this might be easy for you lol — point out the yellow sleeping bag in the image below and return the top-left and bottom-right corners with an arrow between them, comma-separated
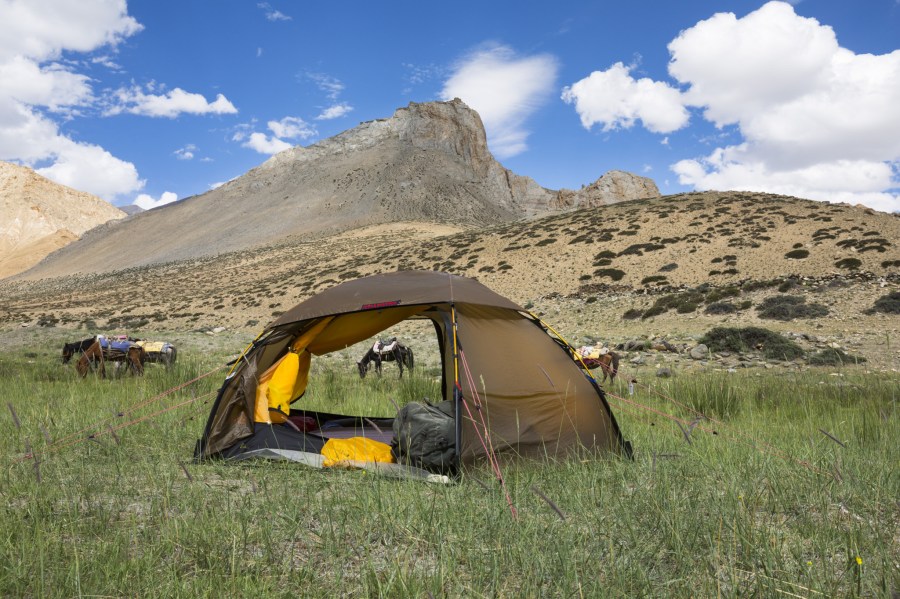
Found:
267,351 -> 299,422
321,437 -> 395,467
253,350 -> 311,424
254,318 -> 332,424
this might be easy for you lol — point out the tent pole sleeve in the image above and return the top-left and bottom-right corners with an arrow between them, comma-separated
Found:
526,311 -> 596,380
225,330 -> 265,378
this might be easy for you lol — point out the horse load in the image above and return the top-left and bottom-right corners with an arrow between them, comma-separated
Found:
62,335 -> 177,378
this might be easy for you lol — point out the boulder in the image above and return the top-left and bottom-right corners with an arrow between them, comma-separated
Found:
689,344 -> 709,360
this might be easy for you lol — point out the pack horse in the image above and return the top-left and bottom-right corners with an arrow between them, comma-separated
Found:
74,337 -> 146,378
357,338 -> 415,378
576,346 -> 620,383
63,335 -> 177,377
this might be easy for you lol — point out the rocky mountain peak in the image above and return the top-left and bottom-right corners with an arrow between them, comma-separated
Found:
0,161 -> 125,278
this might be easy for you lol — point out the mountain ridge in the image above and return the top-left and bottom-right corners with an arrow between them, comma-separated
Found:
15,99 -> 658,280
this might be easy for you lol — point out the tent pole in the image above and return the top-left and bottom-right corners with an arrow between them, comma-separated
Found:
450,304 -> 462,471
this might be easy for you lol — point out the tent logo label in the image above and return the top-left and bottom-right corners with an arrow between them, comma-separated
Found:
361,300 -> 401,310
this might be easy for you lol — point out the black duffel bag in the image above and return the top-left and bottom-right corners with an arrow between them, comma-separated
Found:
391,400 -> 456,474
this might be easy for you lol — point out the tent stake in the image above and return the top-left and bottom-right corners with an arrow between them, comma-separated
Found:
531,485 -> 566,521
8,402 -> 21,429
179,461 -> 194,482
25,439 -> 41,483
819,428 -> 846,448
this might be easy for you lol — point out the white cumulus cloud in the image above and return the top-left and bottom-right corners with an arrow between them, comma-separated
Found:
668,2 -> 840,128
239,132 -> 292,154
37,139 -> 144,199
0,0 -> 142,62
258,2 -> 291,22
267,116 -> 316,140
236,116 -> 316,155
0,0 -> 145,200
561,62 -> 689,133
0,56 -> 94,111
564,1 -> 900,211
440,44 -> 558,158
133,191 -> 178,211
668,1 -> 900,211
174,145 -> 196,160
106,85 -> 238,118
315,103 -> 353,121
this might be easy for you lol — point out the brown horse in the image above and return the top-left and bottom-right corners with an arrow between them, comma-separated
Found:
62,337 -> 97,363
582,352 -> 620,383
75,340 -> 145,378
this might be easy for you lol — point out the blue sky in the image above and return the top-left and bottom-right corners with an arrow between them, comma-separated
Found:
2,0 -> 898,212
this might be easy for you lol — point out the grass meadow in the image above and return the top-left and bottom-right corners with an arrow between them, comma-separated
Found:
0,334 -> 897,597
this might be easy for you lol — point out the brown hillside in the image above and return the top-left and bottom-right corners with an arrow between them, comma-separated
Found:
2,191 -> 897,369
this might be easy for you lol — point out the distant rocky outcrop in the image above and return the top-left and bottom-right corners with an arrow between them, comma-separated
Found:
554,170 -> 659,209
0,162 -> 125,279
20,99 -> 658,278
119,205 -> 144,217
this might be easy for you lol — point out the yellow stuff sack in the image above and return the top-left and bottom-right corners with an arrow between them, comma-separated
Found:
267,351 -> 300,423
321,437 -> 395,468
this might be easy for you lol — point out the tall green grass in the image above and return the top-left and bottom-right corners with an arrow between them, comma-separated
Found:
1,339 -> 897,597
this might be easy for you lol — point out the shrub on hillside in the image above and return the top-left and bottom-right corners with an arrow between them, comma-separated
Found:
704,301 -> 737,315
641,275 -> 668,285
37,314 -> 59,327
778,280 -> 797,292
757,295 -> 829,321
785,249 -> 810,259
699,326 -> 805,360
741,278 -> 783,292
807,348 -> 867,366
622,308 -> 643,320
866,290 -> 900,315
705,287 -> 740,303
835,257 -> 862,270
640,292 -> 706,318
594,268 -> 626,281
642,305 -> 668,319
676,302 -> 698,314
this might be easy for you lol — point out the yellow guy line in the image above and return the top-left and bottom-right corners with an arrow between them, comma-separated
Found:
526,311 -> 597,381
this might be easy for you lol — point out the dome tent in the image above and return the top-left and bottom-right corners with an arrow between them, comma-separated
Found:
194,270 -> 629,468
